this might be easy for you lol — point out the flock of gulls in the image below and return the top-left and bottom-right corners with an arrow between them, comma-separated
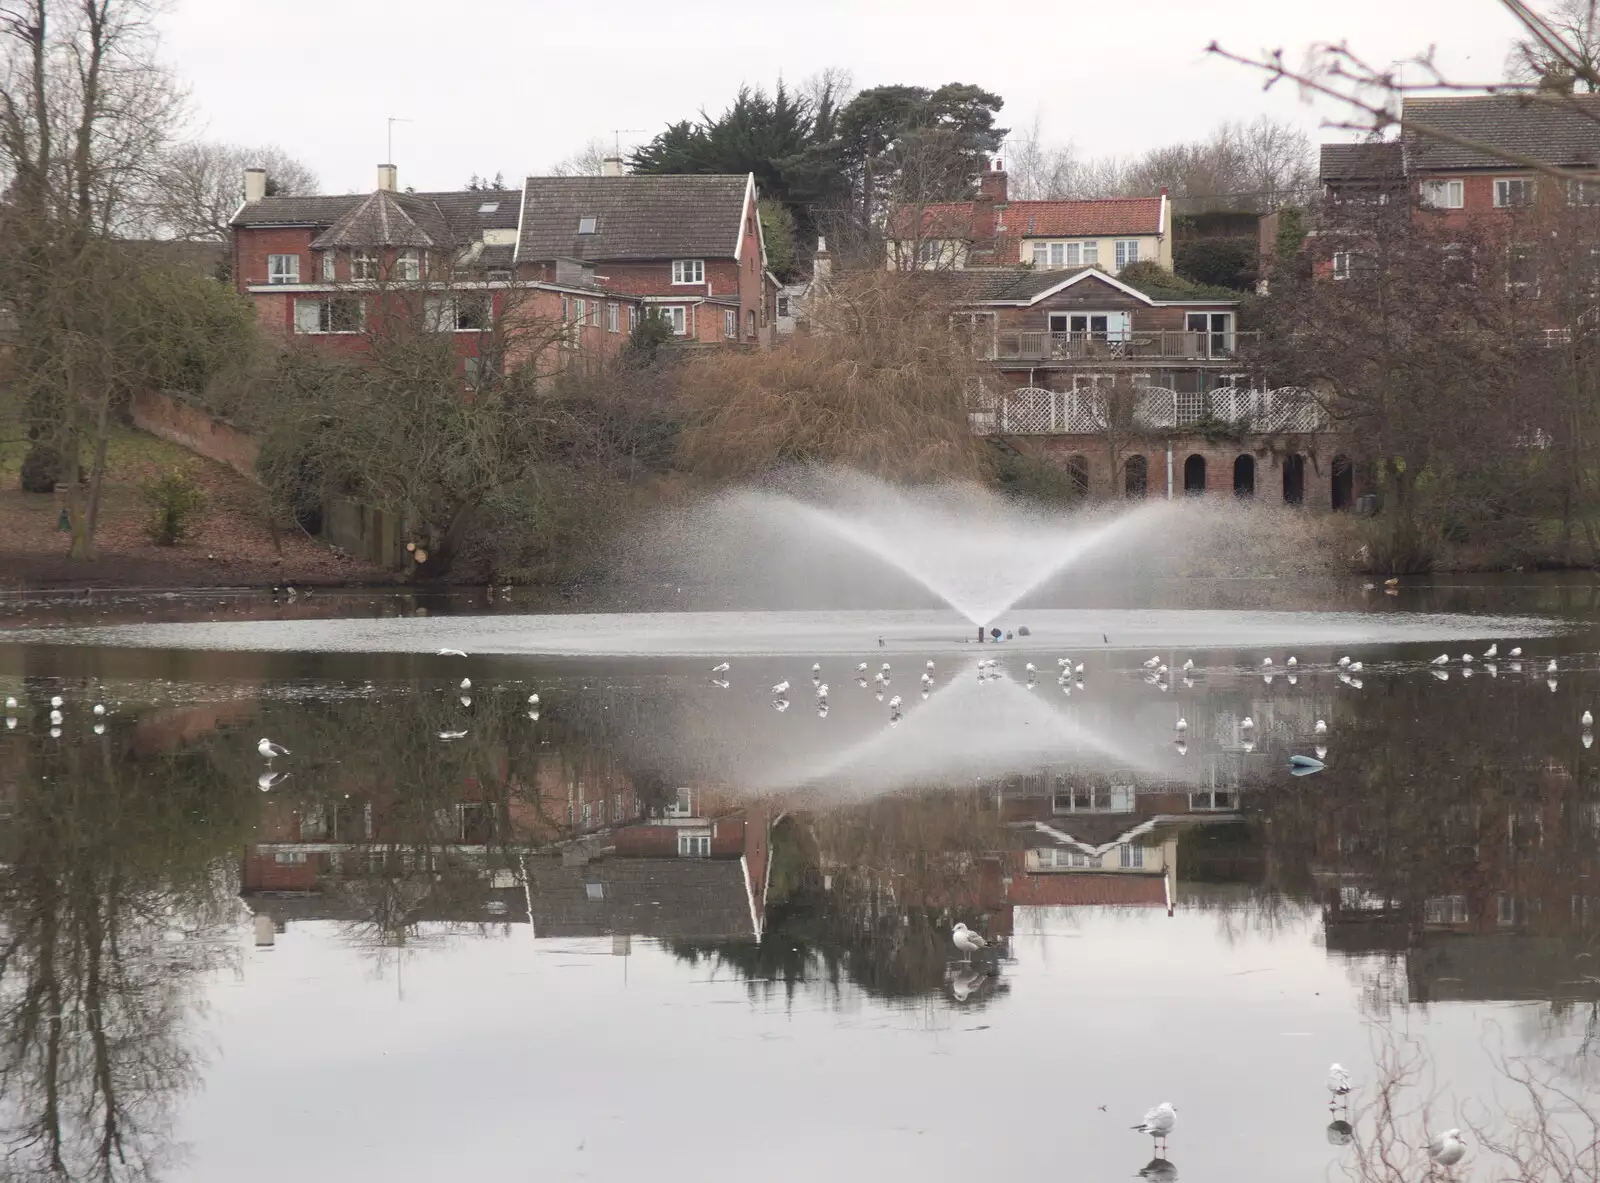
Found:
954,923 -> 1467,1169
3,693 -> 108,739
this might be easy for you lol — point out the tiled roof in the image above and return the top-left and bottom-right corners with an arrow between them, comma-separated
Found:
920,265 -> 1235,308
516,174 -> 750,262
231,194 -> 361,228
891,196 -> 1163,241
1402,94 -> 1600,170
232,188 -> 521,234
311,190 -> 450,249
1319,142 -> 1405,182
524,855 -> 755,940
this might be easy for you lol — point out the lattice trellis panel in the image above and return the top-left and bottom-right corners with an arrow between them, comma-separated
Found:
999,388 -> 1058,434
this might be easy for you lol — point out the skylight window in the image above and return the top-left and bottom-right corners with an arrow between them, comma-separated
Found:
478,202 -> 499,213
578,216 -> 598,234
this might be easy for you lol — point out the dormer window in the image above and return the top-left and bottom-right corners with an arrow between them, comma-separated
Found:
478,201 -> 500,213
578,216 -> 598,234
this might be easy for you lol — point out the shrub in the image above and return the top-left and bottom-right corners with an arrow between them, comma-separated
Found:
141,468 -> 208,545
19,444 -> 61,493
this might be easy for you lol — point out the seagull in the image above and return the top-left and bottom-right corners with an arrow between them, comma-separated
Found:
460,695 -> 472,707
459,677 -> 472,690
1484,643 -> 1498,658
49,710 -> 62,725
857,663 -> 868,673
881,662 -> 891,672
711,662 -> 730,673
812,663 -> 822,677
258,738 -> 290,760
888,695 -> 902,709
1510,647 -> 1523,658
1241,716 -> 1255,730
92,703 -> 105,716
1182,658 -> 1194,671
1432,654 -> 1449,666
1314,719 -> 1328,734
438,729 -> 468,740
921,672 -> 933,684
1074,663 -> 1084,674
1550,678 -> 1561,693
1461,653 -> 1473,663
816,683 -> 828,698
49,696 -> 62,708
1025,662 -> 1036,673
436,648 -> 468,657
1287,655 -> 1298,667
3,697 -> 14,710
1143,656 -> 1161,669
1584,711 -> 1594,728
528,693 -> 540,705
951,922 -> 988,963
1348,662 -> 1363,673
1337,656 -> 1351,667
1327,1063 -> 1352,1101
1133,1102 -> 1177,1154
1158,664 -> 1168,675
1176,718 -> 1187,733
1549,660 -> 1560,673
926,660 -> 935,671
772,680 -> 790,695
1427,1129 -> 1467,1167
1262,657 -> 1273,667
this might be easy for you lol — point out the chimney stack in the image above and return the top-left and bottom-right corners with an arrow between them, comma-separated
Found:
243,167 -> 267,204
978,159 -> 1008,205
812,235 -> 831,280
377,163 -> 398,192
600,156 -> 625,177
253,914 -> 276,949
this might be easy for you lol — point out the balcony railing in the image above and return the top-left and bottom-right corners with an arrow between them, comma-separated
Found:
967,385 -> 1327,436
990,330 -> 1258,363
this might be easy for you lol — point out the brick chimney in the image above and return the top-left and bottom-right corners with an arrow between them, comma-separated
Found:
243,167 -> 267,204
601,156 -> 625,177
979,158 -> 1008,205
377,163 -> 398,192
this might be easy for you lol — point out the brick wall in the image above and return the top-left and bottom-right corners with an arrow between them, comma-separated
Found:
130,389 -> 260,478
236,226 -> 316,289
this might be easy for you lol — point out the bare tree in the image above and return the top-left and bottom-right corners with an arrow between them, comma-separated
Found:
147,141 -> 317,240
546,137 -> 608,177
1005,113 -> 1082,200
1509,0 -> 1600,91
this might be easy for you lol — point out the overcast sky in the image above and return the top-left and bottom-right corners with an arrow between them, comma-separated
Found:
158,0 -> 1524,195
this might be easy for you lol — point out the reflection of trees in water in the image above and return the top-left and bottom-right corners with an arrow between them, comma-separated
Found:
668,809 -> 1011,1009
0,717 -> 252,1181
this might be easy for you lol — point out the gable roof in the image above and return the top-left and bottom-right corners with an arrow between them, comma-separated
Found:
891,196 -> 1165,241
1402,94 -> 1600,171
515,173 -> 752,262
1319,141 -> 1405,183
928,265 -> 1238,309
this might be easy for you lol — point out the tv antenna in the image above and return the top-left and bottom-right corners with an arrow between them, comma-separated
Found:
386,116 -> 413,163
612,128 -> 645,158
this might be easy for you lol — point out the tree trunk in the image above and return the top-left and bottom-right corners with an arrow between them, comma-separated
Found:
83,390 -> 112,547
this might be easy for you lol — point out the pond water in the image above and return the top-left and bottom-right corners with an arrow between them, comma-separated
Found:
2,575 -> 1599,1181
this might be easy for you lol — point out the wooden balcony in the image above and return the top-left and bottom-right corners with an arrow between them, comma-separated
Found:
968,385 -> 1326,436
990,330 -> 1257,364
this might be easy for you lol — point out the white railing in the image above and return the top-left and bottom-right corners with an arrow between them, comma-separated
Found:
970,385 -> 1327,436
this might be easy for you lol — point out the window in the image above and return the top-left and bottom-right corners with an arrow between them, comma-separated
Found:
561,296 -> 570,321
578,215 -> 597,234
1119,843 -> 1145,869
1495,177 -> 1535,207
747,309 -> 756,337
267,254 -> 299,284
606,302 -> 620,333
424,296 -> 489,332
1425,895 -> 1469,925
273,850 -> 308,865
950,311 -> 997,357
915,240 -> 941,267
724,308 -> 737,338
573,298 -> 586,327
293,297 -> 363,334
657,306 -> 687,335
1184,312 -> 1234,358
1039,848 -> 1093,869
319,251 -> 335,281
1032,241 -> 1093,270
395,249 -> 422,281
627,305 -> 638,333
1420,179 -> 1465,209
1114,239 -> 1140,270
671,259 -> 705,284
478,201 -> 500,213
678,830 -> 712,858
777,294 -> 791,318
1032,243 -> 1048,266
464,355 -> 484,391
1332,251 -> 1351,281
1508,242 -> 1539,291
352,251 -> 377,281
1570,178 -> 1600,205
588,300 -> 600,327
1083,241 -> 1099,265
666,788 -> 694,817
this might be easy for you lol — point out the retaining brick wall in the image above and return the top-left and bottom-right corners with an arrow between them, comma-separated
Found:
130,389 -> 260,479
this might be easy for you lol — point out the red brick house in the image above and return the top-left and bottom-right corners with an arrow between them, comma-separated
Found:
513,171 -> 775,346
230,165 -> 644,378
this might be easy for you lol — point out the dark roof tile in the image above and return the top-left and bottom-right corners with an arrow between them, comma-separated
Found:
1402,94 -> 1600,170
516,174 -> 750,262
1319,142 -> 1405,182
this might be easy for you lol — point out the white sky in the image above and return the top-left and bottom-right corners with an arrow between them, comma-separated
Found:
158,0 -> 1525,195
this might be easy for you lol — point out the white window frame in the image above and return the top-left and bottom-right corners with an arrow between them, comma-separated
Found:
319,251 -> 335,281
627,304 -> 638,333
776,294 -> 791,318
1570,178 -> 1600,206
671,259 -> 705,285
425,295 -> 489,333
293,297 -> 363,335
267,254 -> 299,285
657,305 -> 687,335
678,829 -> 712,858
1114,239 -> 1140,270
1332,251 -> 1351,281
1495,177 -> 1535,208
1032,242 -> 1048,266
1420,179 -> 1465,209
395,248 -> 422,282
351,250 -> 377,281
724,308 -> 737,338
606,302 -> 620,333
747,309 -> 756,337
1119,843 -> 1145,869
578,215 -> 598,234
666,788 -> 694,817
573,298 -> 586,327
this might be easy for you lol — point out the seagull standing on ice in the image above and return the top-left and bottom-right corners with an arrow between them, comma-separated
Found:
951,922 -> 988,963
1315,719 -> 1328,735
1549,660 -> 1560,673
459,677 -> 472,691
437,648 -> 468,657
49,696 -> 62,709
1432,654 -> 1449,666
1583,711 -> 1594,729
772,680 -> 790,695
711,662 -> 730,673
1327,1063 -> 1352,1105
258,738 -> 289,761
1484,644 -> 1498,658
1427,1129 -> 1467,1167
1510,647 -> 1522,658
1143,656 -> 1161,669
1337,656 -> 1351,667
1133,1102 -> 1177,1155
